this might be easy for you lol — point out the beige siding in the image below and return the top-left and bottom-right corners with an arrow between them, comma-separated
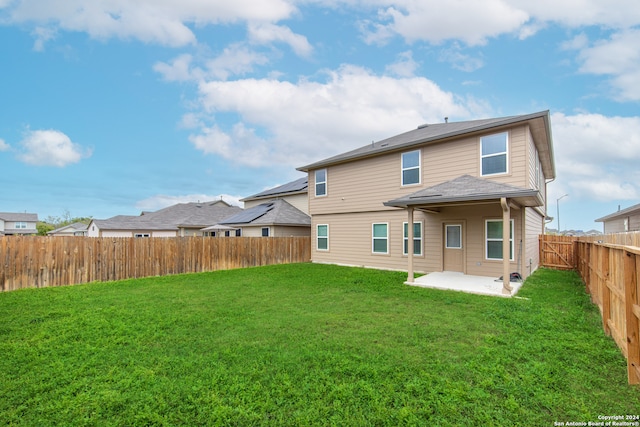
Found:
239,226 -> 309,237
273,226 -> 310,237
307,122 -> 542,278
528,129 -> 536,189
241,227 -> 269,237
524,207 -> 543,278
604,219 -> 625,233
244,193 -> 309,214
603,215 -> 640,233
311,203 -> 524,278
309,124 -> 534,216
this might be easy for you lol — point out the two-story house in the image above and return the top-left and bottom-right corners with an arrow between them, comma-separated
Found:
298,110 -> 555,294
0,212 -> 39,236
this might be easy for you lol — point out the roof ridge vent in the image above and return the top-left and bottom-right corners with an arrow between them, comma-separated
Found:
417,123 -> 429,129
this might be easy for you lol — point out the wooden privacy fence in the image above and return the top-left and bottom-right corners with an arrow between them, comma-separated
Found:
541,232 -> 640,384
0,236 -> 311,292
575,236 -> 640,385
539,234 -> 576,270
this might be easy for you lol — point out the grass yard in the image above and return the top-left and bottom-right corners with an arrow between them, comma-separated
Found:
1,264 -> 638,426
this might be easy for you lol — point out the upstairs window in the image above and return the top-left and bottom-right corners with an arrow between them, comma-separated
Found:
481,132 -> 508,176
15,222 -> 27,229
401,150 -> 421,186
315,169 -> 327,197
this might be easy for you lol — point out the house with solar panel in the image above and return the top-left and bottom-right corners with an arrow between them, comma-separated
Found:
297,111 -> 555,294
220,177 -> 311,237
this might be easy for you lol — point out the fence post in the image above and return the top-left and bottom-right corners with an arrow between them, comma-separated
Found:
624,250 -> 640,384
602,246 -> 611,335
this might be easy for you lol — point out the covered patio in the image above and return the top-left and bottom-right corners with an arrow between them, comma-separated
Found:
384,175 -> 544,296
407,271 -> 524,298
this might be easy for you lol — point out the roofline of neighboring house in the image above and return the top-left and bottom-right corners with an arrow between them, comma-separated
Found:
231,222 -> 311,228
595,202 -> 640,222
88,220 -> 179,231
297,110 -> 555,179
240,177 -> 308,202
241,190 -> 308,203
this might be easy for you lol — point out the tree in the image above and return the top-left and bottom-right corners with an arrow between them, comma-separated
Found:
36,210 -> 93,236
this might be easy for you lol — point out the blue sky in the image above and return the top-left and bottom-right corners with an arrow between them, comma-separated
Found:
1,0 -> 639,231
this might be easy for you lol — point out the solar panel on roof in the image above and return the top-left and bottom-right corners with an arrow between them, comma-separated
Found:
223,203 -> 274,224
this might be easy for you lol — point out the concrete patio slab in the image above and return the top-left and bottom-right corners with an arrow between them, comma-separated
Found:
407,271 -> 523,297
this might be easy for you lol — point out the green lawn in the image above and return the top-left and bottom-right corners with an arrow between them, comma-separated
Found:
0,264 -> 638,426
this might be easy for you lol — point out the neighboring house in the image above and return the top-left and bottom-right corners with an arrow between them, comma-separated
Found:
0,212 -> 39,236
87,200 -> 242,237
216,176 -> 310,237
595,203 -> 640,233
220,199 -> 311,237
47,222 -> 89,237
297,110 -> 555,291
241,176 -> 309,214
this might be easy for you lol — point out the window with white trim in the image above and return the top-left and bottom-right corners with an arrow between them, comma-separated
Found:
134,233 -> 150,238
261,227 -> 270,237
372,223 -> 388,254
403,222 -> 422,255
317,224 -> 329,251
315,169 -> 327,197
15,222 -> 27,229
401,150 -> 421,186
445,225 -> 462,249
485,219 -> 514,261
481,132 -> 508,176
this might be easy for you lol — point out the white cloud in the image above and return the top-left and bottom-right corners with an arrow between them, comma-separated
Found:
153,53 -> 196,82
510,0 -> 640,29
385,50 -> 419,77
361,0 -> 529,46
571,29 -> 640,101
188,65 -> 485,168
438,44 -> 484,72
247,22 -> 313,57
31,26 -> 57,51
3,0 -> 297,48
357,0 -> 640,46
154,45 -> 270,82
0,138 -> 10,151
205,44 -> 270,80
551,112 -> 640,202
18,129 -> 92,167
135,194 -> 244,211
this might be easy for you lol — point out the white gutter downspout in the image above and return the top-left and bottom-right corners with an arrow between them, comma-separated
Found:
501,197 -> 513,295
407,206 -> 414,283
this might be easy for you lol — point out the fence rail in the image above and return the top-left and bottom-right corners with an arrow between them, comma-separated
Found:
0,236 -> 311,292
541,232 -> 640,384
